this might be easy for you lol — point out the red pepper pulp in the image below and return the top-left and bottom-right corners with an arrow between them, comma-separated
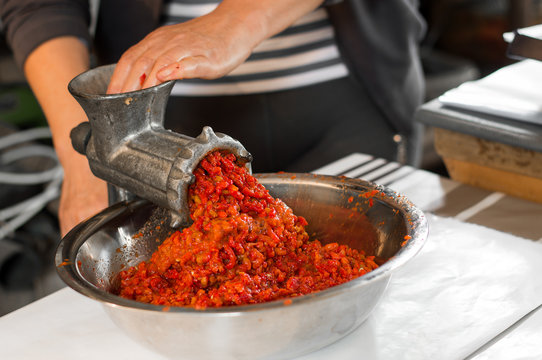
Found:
117,151 -> 378,309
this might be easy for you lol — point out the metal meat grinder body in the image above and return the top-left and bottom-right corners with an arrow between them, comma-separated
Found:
68,64 -> 252,227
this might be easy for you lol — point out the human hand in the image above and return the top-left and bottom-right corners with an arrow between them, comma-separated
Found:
58,163 -> 108,236
107,9 -> 259,94
106,0 -> 325,93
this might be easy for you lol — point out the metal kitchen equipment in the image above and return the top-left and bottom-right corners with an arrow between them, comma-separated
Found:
60,63 -> 428,360
68,64 -> 252,227
56,173 -> 428,360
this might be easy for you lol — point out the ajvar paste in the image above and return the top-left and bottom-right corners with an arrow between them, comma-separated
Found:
117,151 -> 378,308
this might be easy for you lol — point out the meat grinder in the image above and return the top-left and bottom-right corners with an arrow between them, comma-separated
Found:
68,64 -> 252,227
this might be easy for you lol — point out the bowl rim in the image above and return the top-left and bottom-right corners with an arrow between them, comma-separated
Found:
55,173 -> 428,314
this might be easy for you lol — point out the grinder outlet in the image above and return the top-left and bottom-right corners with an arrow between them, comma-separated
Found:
68,64 -> 252,227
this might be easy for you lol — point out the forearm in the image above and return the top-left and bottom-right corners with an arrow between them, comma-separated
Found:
23,36 -> 90,168
24,36 -> 108,235
214,0 -> 326,50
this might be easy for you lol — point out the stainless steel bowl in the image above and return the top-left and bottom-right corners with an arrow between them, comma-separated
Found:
56,173 -> 428,360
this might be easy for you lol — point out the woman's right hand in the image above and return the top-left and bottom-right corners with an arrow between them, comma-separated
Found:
58,158 -> 108,236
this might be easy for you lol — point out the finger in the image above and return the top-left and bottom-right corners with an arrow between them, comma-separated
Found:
119,53 -> 158,93
107,60 -> 132,94
156,55 -> 214,81
107,44 -> 149,94
142,52 -> 180,89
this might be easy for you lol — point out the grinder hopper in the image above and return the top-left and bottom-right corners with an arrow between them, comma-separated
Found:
68,64 -> 252,227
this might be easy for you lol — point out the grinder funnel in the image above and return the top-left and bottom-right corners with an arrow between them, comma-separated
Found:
68,64 -> 251,227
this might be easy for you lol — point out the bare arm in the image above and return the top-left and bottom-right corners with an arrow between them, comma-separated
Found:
108,0 -> 325,93
24,36 -> 108,236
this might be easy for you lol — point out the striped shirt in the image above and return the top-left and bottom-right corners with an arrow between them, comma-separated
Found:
161,0 -> 349,96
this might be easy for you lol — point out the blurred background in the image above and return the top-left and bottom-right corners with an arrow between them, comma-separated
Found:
0,0 -> 541,316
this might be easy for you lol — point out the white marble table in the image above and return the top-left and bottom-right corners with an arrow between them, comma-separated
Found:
1,153 -> 541,359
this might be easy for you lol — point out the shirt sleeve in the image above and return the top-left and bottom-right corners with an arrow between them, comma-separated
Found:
0,0 -> 91,68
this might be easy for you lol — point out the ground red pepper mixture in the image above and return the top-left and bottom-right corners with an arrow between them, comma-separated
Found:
117,151 -> 379,309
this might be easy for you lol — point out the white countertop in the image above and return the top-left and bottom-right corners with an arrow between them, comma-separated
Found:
1,153 -> 542,359
1,215 -> 541,360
